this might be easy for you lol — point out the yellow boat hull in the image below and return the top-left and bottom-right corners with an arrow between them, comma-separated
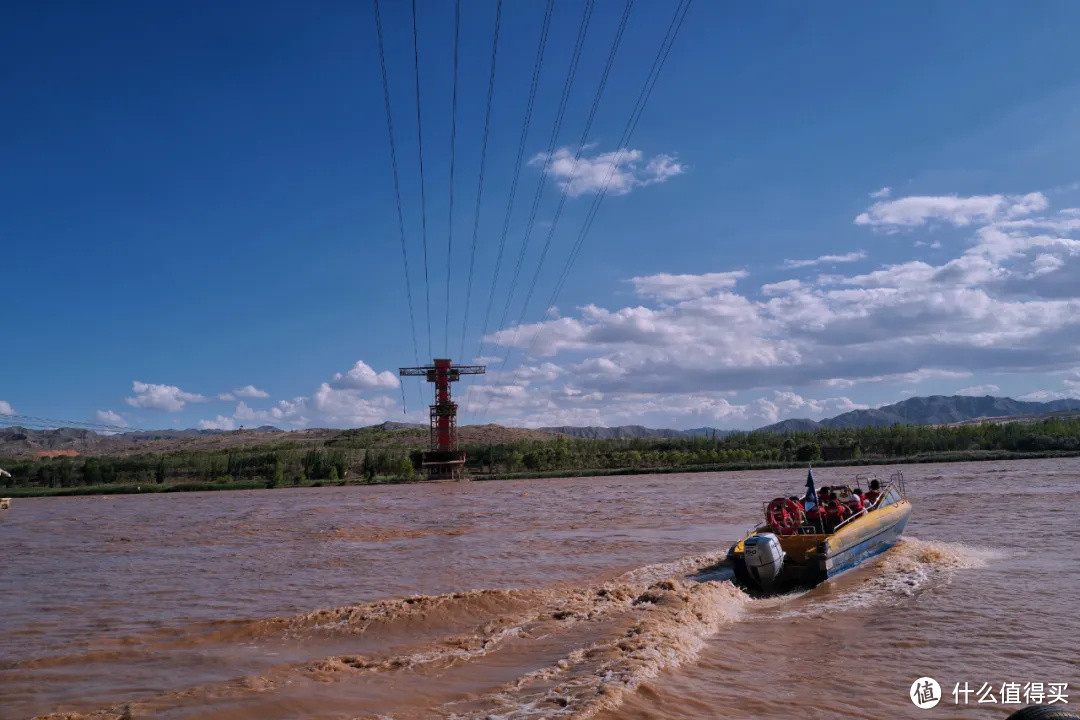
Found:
728,499 -> 912,593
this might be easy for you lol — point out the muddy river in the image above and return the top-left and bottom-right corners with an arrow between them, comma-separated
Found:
2,458 -> 1077,719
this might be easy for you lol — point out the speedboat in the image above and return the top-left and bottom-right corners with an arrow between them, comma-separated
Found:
727,471 -> 911,595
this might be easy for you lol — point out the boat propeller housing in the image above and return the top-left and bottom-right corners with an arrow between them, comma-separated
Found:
743,532 -> 785,590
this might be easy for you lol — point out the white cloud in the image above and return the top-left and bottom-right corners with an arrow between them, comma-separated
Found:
0,400 -> 14,415
468,384 -> 865,430
870,186 -> 891,199
226,358 -> 407,429
218,393 -> 235,401
630,271 -> 747,301
823,369 -> 971,388
855,192 -> 1048,230
782,251 -> 867,269
233,384 -> 270,399
761,279 -> 802,296
530,146 -> 684,198
330,360 -> 400,390
1016,390 -> 1078,402
955,384 -> 1001,396
125,381 -> 208,412
234,388 -> 399,428
474,190 -> 1080,428
1028,253 -> 1064,277
94,410 -> 129,427
199,416 -> 237,431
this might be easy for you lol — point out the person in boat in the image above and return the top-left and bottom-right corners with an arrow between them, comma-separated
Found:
766,497 -> 801,534
824,495 -> 848,531
853,488 -> 869,512
844,488 -> 865,516
806,486 -> 831,531
787,496 -> 807,527
864,479 -> 882,506
805,494 -> 826,530
814,485 -> 830,508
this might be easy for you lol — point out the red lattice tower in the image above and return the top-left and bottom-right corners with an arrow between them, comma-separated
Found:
399,359 -> 485,480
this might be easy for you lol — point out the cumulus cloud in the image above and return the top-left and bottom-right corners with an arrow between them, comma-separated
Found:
221,358 -> 406,429
330,360 -> 400,390
761,279 -> 802,296
782,251 -> 867,269
530,147 -> 684,198
630,271 -> 747,301
234,387 -> 398,428
822,369 -> 971,388
870,186 -> 891,199
467,384 -> 865,429
199,416 -> 237,431
955,384 -> 1001,396
1016,390 -> 1078,402
0,400 -> 14,415
475,190 -> 1080,428
125,381 -> 207,412
855,192 -> 1048,230
94,410 -> 129,427
233,385 -> 270,399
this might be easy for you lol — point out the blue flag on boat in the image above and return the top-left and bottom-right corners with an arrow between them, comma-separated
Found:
804,465 -> 817,510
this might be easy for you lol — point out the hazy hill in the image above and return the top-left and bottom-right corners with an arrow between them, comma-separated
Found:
3,394 -> 1077,458
540,425 -> 709,439
755,418 -> 824,433
757,395 -> 1080,433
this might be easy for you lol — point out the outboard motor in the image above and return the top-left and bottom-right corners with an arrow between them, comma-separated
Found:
743,533 -> 785,591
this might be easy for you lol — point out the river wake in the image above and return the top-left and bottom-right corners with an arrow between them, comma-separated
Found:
18,539 -> 1001,720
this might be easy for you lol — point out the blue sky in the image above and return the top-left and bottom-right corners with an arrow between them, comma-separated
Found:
2,0 -> 1080,431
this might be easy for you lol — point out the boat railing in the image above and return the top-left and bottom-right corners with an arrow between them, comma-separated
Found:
890,470 -> 906,497
853,472 -> 880,491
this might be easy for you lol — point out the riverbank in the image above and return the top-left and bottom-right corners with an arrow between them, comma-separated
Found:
0,475 -> 408,498
6,448 -> 1079,498
476,448 -> 1080,480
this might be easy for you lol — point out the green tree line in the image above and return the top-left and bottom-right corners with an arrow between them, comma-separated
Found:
2,417 -> 1078,489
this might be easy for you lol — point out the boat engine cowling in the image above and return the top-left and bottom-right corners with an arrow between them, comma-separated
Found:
743,532 -> 785,590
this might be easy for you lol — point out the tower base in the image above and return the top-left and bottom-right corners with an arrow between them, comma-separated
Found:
421,451 -> 467,481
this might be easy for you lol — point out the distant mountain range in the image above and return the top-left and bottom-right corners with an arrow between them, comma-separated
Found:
754,395 -> 1080,433
539,425 -> 733,440
541,395 -> 1080,438
3,395 -> 1078,457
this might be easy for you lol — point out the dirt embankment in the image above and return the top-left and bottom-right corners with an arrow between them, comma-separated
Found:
0,424 -> 561,459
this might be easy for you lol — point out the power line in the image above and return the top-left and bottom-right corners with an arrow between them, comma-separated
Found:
552,0 -> 693,305
0,413 -> 138,433
459,0 -> 503,360
411,0 -> 433,359
444,0 -> 461,354
493,0 -> 596,354
374,0 -> 425,409
373,0 -> 420,370
463,0 -> 593,424
474,0 -> 555,361
480,0 -> 634,419
480,0 -> 693,422
512,0 -> 632,329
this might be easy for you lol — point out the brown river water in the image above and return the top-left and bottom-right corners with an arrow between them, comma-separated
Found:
2,458 -> 1078,719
